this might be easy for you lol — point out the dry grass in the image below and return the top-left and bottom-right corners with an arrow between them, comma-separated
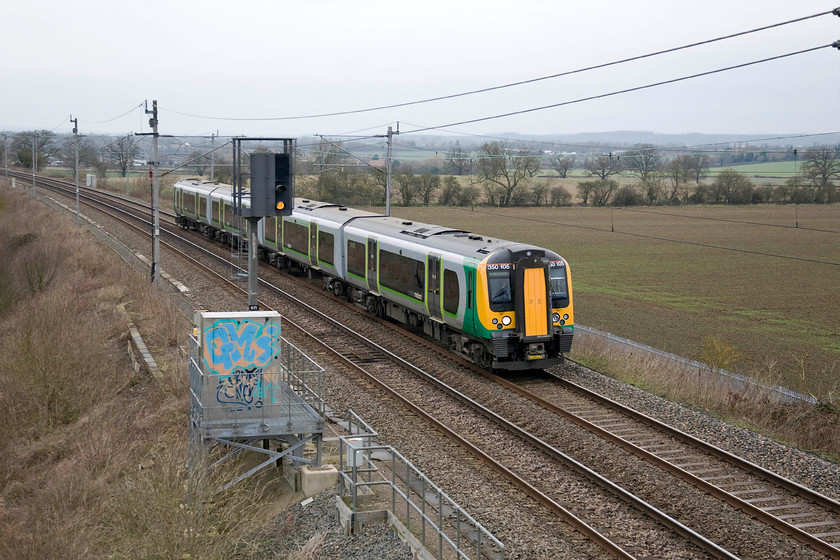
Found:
571,332 -> 840,460
0,183 -> 279,559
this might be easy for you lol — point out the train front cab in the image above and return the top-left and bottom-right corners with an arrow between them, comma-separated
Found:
478,248 -> 574,371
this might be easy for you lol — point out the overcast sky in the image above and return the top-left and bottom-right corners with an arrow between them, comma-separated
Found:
1,0 -> 838,141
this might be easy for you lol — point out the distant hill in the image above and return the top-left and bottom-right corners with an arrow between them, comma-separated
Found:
492,131 -> 840,149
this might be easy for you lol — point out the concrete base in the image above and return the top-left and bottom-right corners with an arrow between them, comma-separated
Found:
301,465 -> 338,497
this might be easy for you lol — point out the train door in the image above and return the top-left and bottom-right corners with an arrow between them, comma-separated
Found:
367,238 -> 378,293
522,267 -> 549,338
309,223 -> 318,267
427,254 -> 443,321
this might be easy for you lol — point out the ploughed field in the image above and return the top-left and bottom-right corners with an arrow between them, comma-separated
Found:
387,203 -> 840,401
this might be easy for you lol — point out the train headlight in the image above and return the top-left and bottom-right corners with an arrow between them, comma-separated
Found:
492,318 -> 498,325
501,316 -> 512,326
563,314 -> 569,321
552,313 -> 560,323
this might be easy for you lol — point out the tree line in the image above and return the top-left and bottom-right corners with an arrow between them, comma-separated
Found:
4,131 -> 838,207
296,140 -> 840,207
1,130 -> 216,180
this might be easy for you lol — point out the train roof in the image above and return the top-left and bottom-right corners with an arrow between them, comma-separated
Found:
174,178 -> 229,195
344,214 -> 559,262
173,182 -> 563,262
292,199 -> 380,227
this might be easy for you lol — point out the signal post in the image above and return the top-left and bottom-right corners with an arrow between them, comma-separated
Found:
232,138 -> 295,310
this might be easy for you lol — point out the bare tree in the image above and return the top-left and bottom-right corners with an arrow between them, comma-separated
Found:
475,142 -> 540,207
552,156 -> 575,178
643,171 -> 668,204
710,169 -> 753,204
590,179 -> 618,206
530,181 -> 550,206
312,138 -> 345,173
456,184 -> 480,207
11,130 -> 56,169
394,167 -> 420,206
577,181 -> 595,205
108,135 -> 139,177
802,145 -> 840,202
684,153 -> 710,184
584,154 -> 621,180
445,145 -> 472,175
623,144 -> 661,184
78,138 -> 109,178
188,150 -> 211,176
417,172 -> 440,205
549,185 -> 572,206
438,176 -> 461,206
666,156 -> 693,202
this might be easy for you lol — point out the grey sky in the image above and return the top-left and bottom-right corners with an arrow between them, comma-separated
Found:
1,0 -> 838,140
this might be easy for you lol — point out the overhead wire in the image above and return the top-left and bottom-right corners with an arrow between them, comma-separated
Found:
160,9 -> 838,123
401,44 -> 836,134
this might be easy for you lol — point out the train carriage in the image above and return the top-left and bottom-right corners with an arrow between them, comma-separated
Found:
173,179 -> 574,371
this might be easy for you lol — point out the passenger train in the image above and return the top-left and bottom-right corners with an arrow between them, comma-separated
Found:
173,178 -> 574,371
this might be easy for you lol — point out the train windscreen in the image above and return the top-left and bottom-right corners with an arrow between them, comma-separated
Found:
549,261 -> 569,308
487,265 -> 514,312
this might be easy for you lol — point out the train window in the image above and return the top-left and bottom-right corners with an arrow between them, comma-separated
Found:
212,201 -> 220,224
284,221 -> 309,255
443,269 -> 459,315
183,193 -> 196,215
265,217 -> 277,244
199,197 -> 208,220
318,231 -> 334,266
379,250 -> 425,301
488,268 -> 514,312
549,265 -> 569,308
223,204 -> 235,229
347,240 -> 366,277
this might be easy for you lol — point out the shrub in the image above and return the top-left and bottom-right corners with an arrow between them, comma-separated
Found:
612,185 -> 643,207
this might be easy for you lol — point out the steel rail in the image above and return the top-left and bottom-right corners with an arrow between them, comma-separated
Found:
535,368 -> 840,559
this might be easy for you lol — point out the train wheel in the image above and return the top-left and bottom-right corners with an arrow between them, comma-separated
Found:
471,345 -> 492,370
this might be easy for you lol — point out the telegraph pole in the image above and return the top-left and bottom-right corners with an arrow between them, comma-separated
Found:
125,133 -> 131,196
385,125 -> 399,216
71,116 -> 80,224
32,133 -> 37,194
210,131 -> 215,181
145,100 -> 161,284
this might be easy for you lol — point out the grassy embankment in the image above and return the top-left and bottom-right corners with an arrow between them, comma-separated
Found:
0,182 -> 280,558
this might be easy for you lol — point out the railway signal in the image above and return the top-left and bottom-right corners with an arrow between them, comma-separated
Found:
248,152 -> 293,217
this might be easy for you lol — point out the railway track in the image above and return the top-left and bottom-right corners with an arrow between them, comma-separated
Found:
8,171 -> 838,558
505,369 -> 840,558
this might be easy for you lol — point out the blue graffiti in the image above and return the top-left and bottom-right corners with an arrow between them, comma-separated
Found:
203,320 -> 280,375
217,367 -> 264,411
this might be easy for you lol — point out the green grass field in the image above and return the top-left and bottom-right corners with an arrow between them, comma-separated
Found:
706,160 -> 799,183
387,204 -> 840,401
